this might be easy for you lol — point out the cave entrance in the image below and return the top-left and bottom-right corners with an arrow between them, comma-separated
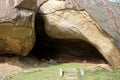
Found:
32,37 -> 106,63
31,11 -> 107,64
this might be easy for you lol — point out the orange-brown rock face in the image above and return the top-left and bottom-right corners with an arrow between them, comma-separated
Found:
0,0 -> 36,56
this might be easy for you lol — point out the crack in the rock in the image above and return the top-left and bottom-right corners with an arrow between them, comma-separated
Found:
41,8 -> 84,15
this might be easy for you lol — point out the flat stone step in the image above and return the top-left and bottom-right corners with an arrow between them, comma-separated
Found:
60,68 -> 82,80
64,77 -> 80,80
64,72 -> 79,77
66,68 -> 78,73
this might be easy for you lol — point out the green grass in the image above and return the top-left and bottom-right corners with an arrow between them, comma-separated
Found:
81,69 -> 120,80
5,63 -> 120,80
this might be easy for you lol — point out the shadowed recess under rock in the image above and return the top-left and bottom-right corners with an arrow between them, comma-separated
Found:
31,11 -> 105,62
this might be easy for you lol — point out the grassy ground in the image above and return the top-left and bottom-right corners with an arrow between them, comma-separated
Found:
5,63 -> 120,80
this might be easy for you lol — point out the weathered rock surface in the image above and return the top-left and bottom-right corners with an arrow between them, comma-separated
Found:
37,0 -> 48,7
0,0 -> 36,56
39,0 -> 120,67
65,0 -> 120,48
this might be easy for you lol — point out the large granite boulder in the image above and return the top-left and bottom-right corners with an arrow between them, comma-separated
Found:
0,0 -> 36,56
65,0 -> 120,48
39,0 -> 120,67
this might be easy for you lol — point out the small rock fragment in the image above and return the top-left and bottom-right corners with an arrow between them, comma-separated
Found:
83,60 -> 87,63
48,59 -> 57,64
97,64 -> 112,72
